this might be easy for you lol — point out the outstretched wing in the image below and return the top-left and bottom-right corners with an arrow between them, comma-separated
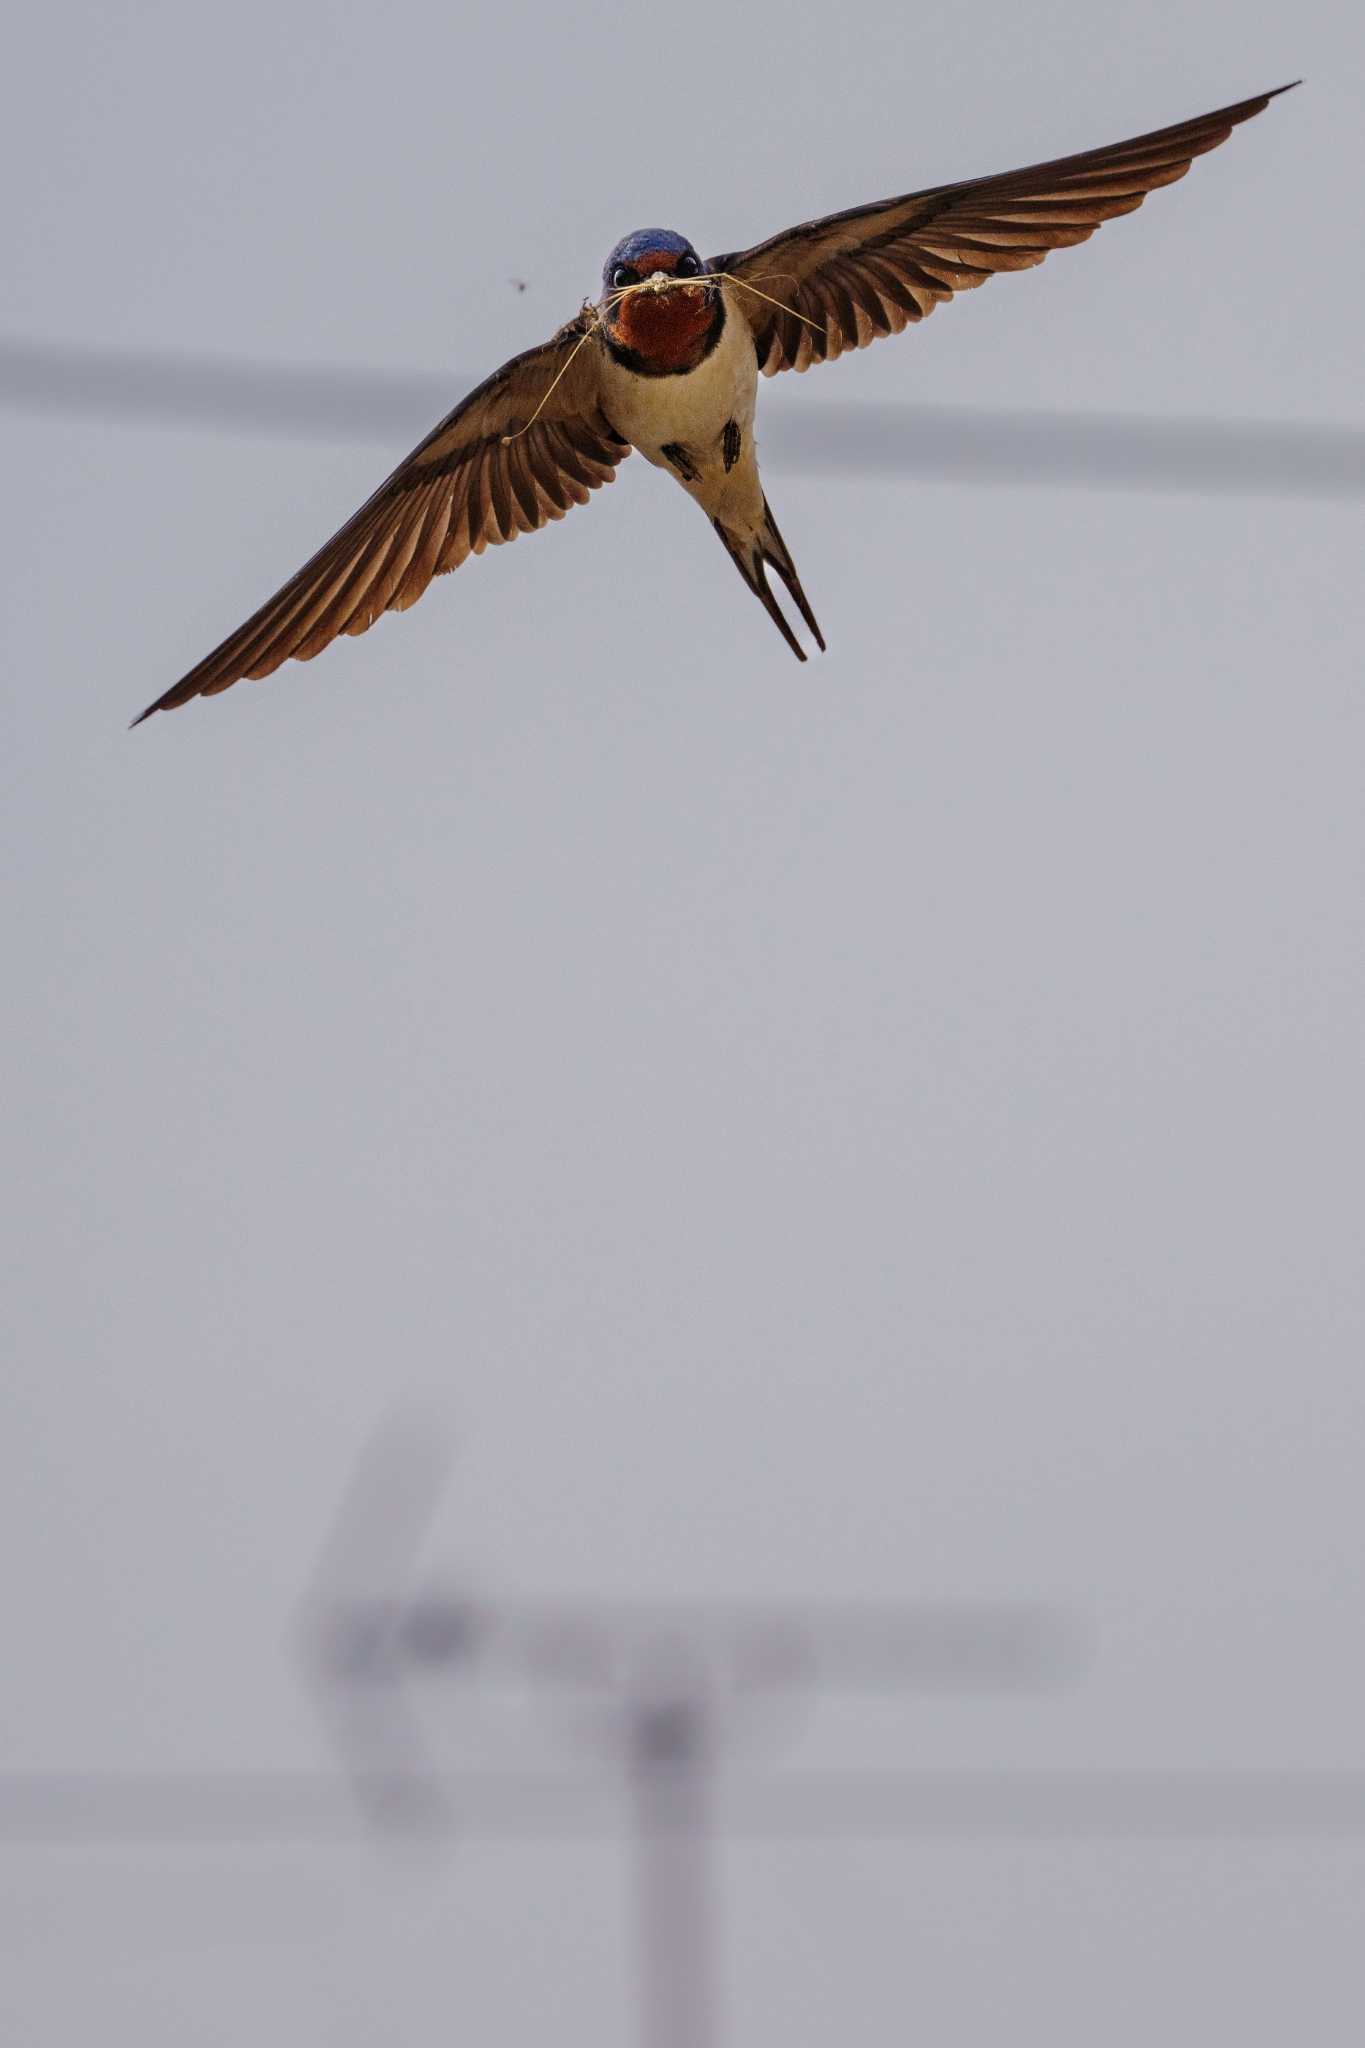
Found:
712,86 -> 1294,377
135,315 -> 626,721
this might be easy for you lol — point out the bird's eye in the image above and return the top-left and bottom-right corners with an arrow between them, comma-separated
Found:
612,265 -> 633,288
677,252 -> 699,276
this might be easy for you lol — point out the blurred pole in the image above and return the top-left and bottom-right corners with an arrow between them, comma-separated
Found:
629,1687 -> 718,2048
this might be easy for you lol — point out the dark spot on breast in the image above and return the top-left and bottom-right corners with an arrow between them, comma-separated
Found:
722,419 -> 741,472
662,442 -> 699,482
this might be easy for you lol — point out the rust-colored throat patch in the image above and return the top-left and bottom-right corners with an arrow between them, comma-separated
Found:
611,278 -> 716,370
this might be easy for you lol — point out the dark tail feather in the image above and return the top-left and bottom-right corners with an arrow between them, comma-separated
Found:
758,497 -> 825,653
711,499 -> 824,662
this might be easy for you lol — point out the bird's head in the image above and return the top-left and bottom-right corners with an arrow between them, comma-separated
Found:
598,229 -> 721,370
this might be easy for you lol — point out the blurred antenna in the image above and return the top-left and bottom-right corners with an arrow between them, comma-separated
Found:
3,336 -> 1361,500
333,1593 -> 1079,2048
302,1424 -> 1080,2048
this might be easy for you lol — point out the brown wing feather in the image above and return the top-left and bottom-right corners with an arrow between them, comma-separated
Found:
712,86 -> 1296,376
135,314 -> 626,721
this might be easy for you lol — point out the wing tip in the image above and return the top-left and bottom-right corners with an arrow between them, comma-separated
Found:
130,683 -> 195,727
1253,80 -> 1302,110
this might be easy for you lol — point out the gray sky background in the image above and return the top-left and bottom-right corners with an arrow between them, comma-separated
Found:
3,0 -> 1363,2041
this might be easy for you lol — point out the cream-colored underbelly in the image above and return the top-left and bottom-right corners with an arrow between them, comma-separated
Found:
600,293 -> 764,530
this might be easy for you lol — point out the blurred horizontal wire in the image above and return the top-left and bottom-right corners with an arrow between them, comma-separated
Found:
734,1770 -> 1365,1839
6,1770 -> 1365,1842
3,336 -> 1362,500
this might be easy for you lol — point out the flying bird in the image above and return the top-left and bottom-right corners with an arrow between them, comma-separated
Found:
135,85 -> 1294,723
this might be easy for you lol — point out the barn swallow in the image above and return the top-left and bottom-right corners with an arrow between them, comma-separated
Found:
135,84 -> 1294,722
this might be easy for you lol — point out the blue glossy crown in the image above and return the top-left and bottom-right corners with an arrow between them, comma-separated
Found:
602,229 -> 698,290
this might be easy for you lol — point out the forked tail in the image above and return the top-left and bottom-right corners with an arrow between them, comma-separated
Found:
711,498 -> 825,662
